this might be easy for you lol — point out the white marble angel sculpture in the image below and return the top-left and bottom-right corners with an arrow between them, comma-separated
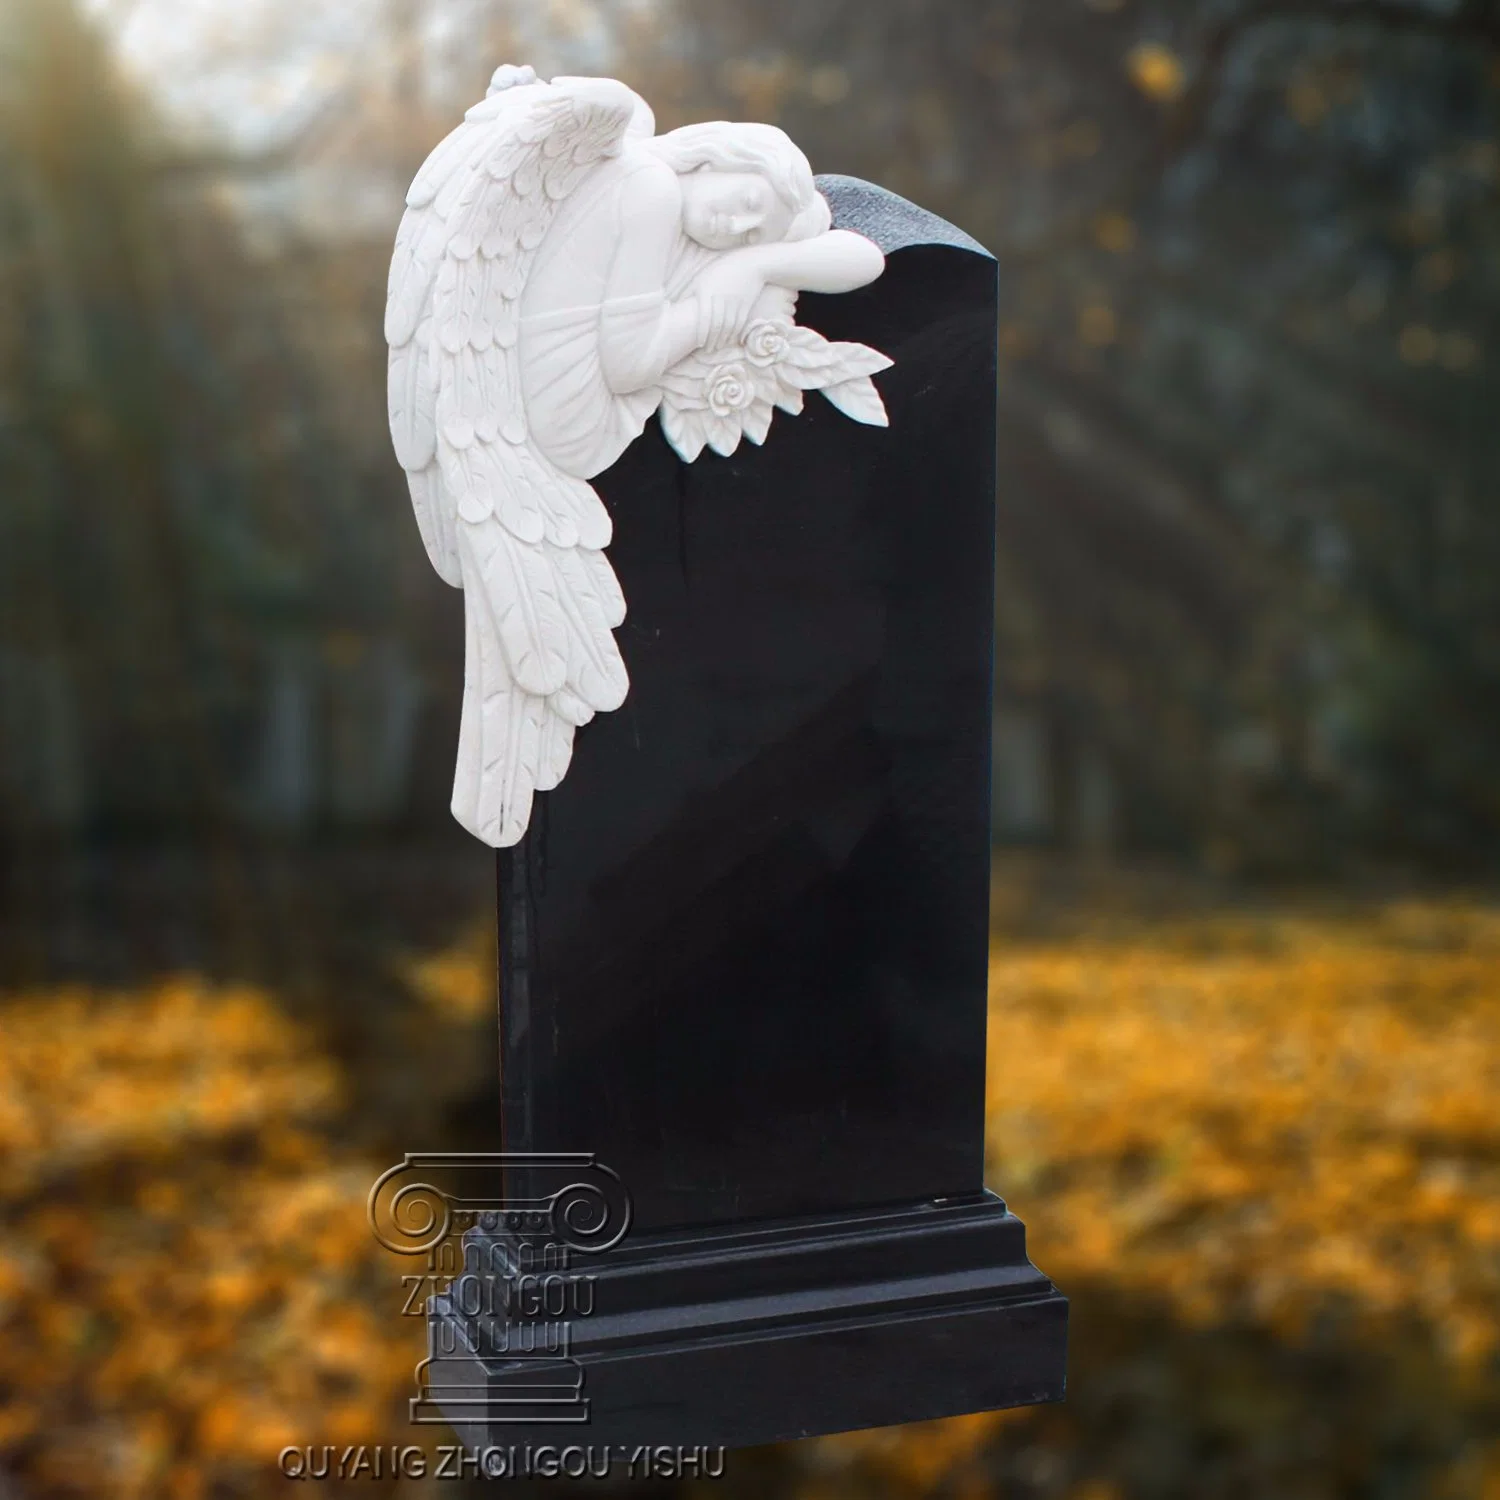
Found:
387,67 -> 892,847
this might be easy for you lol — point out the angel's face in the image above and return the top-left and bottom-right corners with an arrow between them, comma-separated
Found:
681,170 -> 794,251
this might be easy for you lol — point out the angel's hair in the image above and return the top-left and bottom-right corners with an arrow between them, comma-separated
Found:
649,121 -> 832,241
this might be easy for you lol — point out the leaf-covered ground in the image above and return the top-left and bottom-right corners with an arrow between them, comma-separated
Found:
1,866 -> 1497,1498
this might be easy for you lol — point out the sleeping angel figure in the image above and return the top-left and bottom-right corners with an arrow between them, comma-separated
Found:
386,67 -> 893,848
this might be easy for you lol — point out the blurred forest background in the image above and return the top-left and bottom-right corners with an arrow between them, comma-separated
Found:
0,0 -> 1497,1497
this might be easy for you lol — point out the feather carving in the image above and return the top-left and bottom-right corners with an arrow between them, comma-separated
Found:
386,72 -> 641,847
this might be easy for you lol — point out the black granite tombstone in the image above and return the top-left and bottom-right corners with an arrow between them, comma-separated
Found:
431,176 -> 1067,1450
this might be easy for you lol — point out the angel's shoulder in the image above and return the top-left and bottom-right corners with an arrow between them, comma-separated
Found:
615,152 -> 683,218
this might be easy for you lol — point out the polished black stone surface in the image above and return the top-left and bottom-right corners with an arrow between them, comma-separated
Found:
428,1192 -> 1066,1448
498,190 -> 1001,1235
456,180 -> 1069,1450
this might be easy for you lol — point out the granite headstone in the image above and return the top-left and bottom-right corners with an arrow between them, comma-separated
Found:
426,174 -> 1068,1450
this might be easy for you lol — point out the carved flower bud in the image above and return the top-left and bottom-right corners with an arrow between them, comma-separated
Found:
743,319 -> 792,368
706,364 -> 754,416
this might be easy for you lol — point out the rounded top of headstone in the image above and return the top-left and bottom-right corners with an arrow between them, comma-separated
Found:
815,174 -> 993,259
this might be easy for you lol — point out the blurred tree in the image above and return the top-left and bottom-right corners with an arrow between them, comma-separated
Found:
622,0 -> 1500,873
0,0 -> 433,840
10,0 -> 1498,873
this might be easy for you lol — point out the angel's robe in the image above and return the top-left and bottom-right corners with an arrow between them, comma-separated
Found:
519,155 -> 684,480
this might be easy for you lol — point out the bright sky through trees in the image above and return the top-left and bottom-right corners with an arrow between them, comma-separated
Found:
87,0 -> 378,149
85,0 -> 627,150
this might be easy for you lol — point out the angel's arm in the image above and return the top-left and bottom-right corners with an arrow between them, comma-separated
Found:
676,229 -> 885,345
738,230 -> 886,295
597,168 -> 708,395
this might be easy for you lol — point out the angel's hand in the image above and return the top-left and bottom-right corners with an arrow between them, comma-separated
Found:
699,295 -> 759,349
693,258 -> 768,349
755,285 -> 798,322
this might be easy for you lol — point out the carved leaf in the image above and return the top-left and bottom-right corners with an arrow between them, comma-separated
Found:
824,342 -> 894,381
660,403 -> 709,464
659,320 -> 892,458
741,400 -> 775,446
774,331 -> 889,393
820,376 -> 890,427
705,415 -> 746,458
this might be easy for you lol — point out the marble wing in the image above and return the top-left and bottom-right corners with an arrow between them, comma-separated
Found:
385,72 -> 638,848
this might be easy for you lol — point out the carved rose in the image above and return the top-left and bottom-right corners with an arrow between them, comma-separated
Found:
658,322 -> 892,464
743,319 -> 792,368
706,364 -> 755,417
